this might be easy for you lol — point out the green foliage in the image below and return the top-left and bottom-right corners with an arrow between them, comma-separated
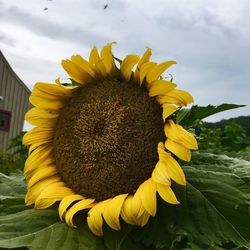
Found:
206,116 -> 250,137
0,132 -> 28,175
198,121 -> 250,152
1,153 -> 250,250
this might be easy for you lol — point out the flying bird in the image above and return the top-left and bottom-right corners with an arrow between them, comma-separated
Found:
104,4 -> 108,9
44,7 -> 48,11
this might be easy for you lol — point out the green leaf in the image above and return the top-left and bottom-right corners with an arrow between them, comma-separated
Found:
0,209 -> 107,250
177,104 -> 245,127
104,223 -> 132,250
121,153 -> 250,249
0,173 -> 107,250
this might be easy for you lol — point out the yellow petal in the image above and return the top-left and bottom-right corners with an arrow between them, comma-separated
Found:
139,62 -> 157,84
89,46 -> 108,77
24,144 -> 54,176
59,194 -> 85,220
152,161 -> 171,186
157,142 -> 171,162
121,195 -> 145,226
157,89 -> 194,106
61,59 -> 92,84
27,165 -> 58,188
64,198 -> 95,227
94,59 -> 108,77
25,176 -> 62,205
23,127 -> 54,146
35,186 -> 73,209
164,120 -> 198,149
156,183 -> 179,204
87,200 -> 110,236
29,93 -> 65,111
135,178 -> 157,216
165,139 -> 191,162
162,104 -> 178,120
25,108 -> 58,127
176,123 -> 198,149
148,80 -> 176,96
100,42 -> 117,75
163,155 -> 186,185
24,154 -> 54,180
89,46 -> 100,65
138,210 -> 150,227
103,194 -> 128,230
121,55 -> 140,82
156,144 -> 186,185
134,47 -> 152,83
71,55 -> 95,77
146,61 -> 176,83
33,82 -> 72,98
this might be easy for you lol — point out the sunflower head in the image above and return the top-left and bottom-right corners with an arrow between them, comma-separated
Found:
23,43 -> 198,236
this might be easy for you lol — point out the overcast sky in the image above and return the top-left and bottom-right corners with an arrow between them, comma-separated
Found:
0,0 -> 249,124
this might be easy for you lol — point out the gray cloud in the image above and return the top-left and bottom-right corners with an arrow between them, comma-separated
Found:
0,0 -> 249,121
0,3 -> 107,46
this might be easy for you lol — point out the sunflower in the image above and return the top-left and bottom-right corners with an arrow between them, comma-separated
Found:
23,42 -> 198,236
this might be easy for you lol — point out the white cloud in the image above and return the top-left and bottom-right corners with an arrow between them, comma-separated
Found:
0,0 -> 249,121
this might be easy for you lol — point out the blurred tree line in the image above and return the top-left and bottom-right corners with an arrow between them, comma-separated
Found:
197,116 -> 250,152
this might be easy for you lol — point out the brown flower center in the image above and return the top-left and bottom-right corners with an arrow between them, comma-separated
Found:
54,78 -> 164,201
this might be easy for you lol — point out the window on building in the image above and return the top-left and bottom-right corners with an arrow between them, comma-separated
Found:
0,110 -> 11,132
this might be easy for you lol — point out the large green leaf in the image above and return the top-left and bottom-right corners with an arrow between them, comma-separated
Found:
121,153 -> 250,249
1,153 -> 250,249
176,104 -> 245,127
0,173 -> 106,250
0,209 -> 106,250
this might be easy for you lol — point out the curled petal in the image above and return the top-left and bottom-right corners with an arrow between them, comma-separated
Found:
134,47 -> 152,83
121,195 -> 146,226
121,55 -> 140,82
65,198 -> 95,227
100,42 -> 117,75
146,61 -> 176,83
59,194 -> 85,220
139,62 -> 157,84
87,200 -> 110,236
103,194 -> 128,230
